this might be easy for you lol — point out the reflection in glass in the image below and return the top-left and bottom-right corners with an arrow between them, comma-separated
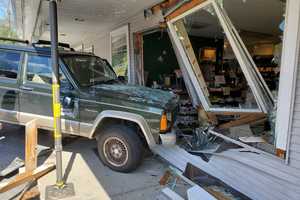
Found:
27,55 -> 52,85
0,50 -> 21,79
173,4 -> 259,109
224,0 -> 286,98
111,33 -> 128,79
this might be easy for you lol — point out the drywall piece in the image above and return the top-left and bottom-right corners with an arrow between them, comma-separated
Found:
187,185 -> 217,200
162,188 -> 185,200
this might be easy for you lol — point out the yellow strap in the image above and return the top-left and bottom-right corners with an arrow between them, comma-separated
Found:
53,103 -> 61,118
52,84 -> 60,92
56,181 -> 65,188
54,130 -> 62,139
52,84 -> 60,103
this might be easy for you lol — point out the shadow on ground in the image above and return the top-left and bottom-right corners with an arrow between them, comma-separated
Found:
0,124 -> 168,200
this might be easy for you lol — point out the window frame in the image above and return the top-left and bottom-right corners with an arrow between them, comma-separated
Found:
110,24 -> 131,83
0,49 -> 23,83
167,0 -> 297,160
23,53 -> 53,88
22,52 -> 72,90
167,0 -> 274,113
275,0 -> 300,162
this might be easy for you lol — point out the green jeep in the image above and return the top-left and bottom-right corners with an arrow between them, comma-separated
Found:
0,42 -> 179,172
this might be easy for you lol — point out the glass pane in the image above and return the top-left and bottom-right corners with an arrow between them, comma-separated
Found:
111,33 -> 128,79
223,0 -> 286,98
0,50 -> 21,79
62,55 -> 117,87
173,4 -> 259,110
27,55 -> 52,85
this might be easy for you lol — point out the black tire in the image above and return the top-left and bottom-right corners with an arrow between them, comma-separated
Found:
96,125 -> 144,173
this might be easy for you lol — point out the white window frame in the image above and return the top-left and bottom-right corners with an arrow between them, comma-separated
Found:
167,0 -> 274,114
110,24 -> 131,83
275,0 -> 300,159
168,0 -> 300,158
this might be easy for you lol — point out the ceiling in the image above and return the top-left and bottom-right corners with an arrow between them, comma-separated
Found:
224,0 -> 285,36
182,0 -> 285,42
37,0 -> 162,46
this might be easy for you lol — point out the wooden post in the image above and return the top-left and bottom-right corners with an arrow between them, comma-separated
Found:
25,120 -> 38,172
0,120 -> 55,194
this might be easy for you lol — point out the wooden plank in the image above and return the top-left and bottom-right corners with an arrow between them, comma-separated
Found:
155,146 -> 300,200
152,0 -> 180,14
166,0 -> 207,21
25,120 -> 38,172
218,114 -> 266,129
0,164 -> 55,193
20,186 -> 40,200
203,110 -> 218,125
210,112 -> 264,116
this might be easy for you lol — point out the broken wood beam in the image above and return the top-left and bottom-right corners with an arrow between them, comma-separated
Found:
25,120 -> 38,172
166,0 -> 207,21
152,0 -> 181,14
0,164 -> 55,193
218,113 -> 266,129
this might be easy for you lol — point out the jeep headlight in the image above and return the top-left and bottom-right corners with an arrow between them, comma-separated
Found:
160,111 -> 172,133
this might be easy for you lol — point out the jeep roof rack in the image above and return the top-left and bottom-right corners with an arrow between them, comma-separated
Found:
32,40 -> 74,51
0,37 -> 29,44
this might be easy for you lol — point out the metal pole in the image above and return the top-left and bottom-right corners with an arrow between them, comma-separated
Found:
49,0 -> 64,188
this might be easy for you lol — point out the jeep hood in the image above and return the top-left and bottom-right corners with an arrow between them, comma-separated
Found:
85,84 -> 178,110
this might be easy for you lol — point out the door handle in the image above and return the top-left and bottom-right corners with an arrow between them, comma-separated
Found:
20,86 -> 34,91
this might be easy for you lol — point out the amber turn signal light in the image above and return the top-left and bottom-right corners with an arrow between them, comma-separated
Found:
160,112 -> 168,133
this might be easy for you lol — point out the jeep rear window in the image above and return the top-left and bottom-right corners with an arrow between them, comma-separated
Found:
61,55 -> 117,87
0,50 -> 21,80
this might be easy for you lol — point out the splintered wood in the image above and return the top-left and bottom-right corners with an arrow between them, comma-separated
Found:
0,120 -> 55,194
218,113 -> 266,129
166,0 -> 207,21
25,120 -> 38,172
0,164 -> 55,193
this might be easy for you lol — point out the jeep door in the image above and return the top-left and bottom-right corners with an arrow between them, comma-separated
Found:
0,49 -> 22,123
19,52 -> 80,134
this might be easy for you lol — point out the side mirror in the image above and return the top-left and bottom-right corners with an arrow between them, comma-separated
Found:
63,96 -> 74,108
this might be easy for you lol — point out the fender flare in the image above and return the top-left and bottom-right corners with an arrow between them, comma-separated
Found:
88,110 -> 157,148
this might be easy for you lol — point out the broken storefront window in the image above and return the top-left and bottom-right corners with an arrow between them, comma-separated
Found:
173,5 -> 261,112
168,0 -> 286,156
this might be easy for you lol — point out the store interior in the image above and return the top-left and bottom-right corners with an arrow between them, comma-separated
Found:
142,0 -> 286,155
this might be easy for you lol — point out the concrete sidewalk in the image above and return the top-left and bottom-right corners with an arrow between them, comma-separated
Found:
0,124 -> 168,200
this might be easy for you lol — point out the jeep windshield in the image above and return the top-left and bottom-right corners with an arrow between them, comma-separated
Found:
61,55 -> 118,87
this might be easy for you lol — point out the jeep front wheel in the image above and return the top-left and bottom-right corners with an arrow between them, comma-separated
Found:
96,125 -> 143,173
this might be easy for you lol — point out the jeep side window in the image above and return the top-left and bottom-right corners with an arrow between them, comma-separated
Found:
0,50 -> 21,80
26,54 -> 67,85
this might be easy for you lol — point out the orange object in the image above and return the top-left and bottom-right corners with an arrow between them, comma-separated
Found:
276,148 -> 286,159
160,112 -> 168,132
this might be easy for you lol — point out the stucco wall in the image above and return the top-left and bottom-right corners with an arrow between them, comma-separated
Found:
76,10 -> 164,84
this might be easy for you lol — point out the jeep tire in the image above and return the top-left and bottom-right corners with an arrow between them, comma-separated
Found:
96,125 -> 144,173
